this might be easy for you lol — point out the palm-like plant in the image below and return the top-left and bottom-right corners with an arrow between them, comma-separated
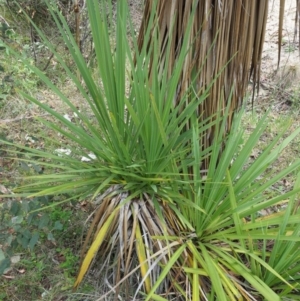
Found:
2,0 -> 300,300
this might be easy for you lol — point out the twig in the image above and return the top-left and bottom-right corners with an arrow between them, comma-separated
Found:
42,40 -> 63,71
0,14 -> 10,27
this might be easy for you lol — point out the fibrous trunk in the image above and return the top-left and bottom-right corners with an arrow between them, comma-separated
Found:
138,0 -> 268,168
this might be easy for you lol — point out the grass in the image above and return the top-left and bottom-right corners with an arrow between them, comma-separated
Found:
243,96 -> 300,186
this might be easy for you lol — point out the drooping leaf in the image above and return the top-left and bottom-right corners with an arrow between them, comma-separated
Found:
28,232 -> 39,251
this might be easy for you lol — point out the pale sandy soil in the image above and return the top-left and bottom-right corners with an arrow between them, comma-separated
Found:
257,0 -> 300,109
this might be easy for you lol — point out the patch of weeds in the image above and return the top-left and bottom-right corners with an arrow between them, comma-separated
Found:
55,247 -> 79,278
0,147 -> 92,300
0,207 -> 95,301
284,43 -> 297,53
0,196 -> 94,300
0,22 -> 39,100
290,86 -> 300,109
242,103 -> 300,199
1,251 -> 57,301
0,193 -> 73,274
0,132 -> 14,173
49,206 -> 72,226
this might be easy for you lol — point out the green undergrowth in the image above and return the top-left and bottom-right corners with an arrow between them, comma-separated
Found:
0,1 -> 78,120
242,101 -> 300,196
0,194 -> 97,301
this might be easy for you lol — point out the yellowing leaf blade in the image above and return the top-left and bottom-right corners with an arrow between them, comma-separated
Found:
135,221 -> 151,293
74,209 -> 118,289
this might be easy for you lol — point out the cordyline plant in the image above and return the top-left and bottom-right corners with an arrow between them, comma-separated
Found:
1,0 -> 300,300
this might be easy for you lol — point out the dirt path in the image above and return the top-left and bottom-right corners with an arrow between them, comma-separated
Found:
258,0 -> 300,109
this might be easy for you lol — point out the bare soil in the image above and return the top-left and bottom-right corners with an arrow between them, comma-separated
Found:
257,0 -> 300,110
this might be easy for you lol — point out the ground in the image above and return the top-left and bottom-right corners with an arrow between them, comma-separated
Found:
0,0 -> 300,300
243,0 -> 300,199
258,0 -> 300,110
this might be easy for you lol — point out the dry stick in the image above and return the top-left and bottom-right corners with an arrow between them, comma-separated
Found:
71,0 -> 81,83
31,28 -> 37,64
74,0 -> 81,51
42,40 -> 64,71
0,14 -> 11,28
